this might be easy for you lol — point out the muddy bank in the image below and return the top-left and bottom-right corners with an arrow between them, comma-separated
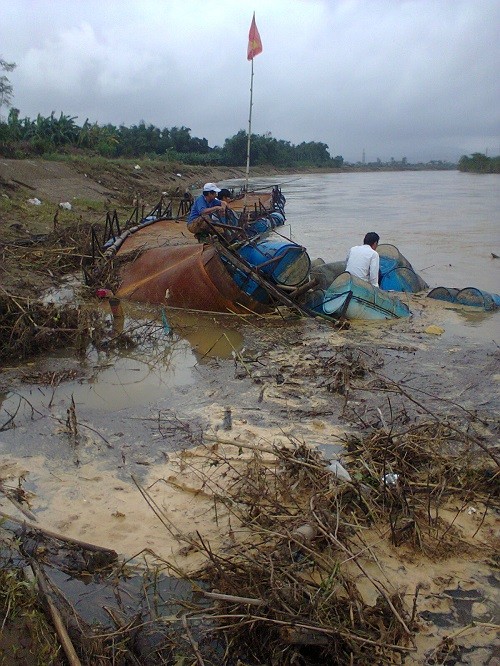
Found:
1,292 -> 499,662
0,156 -> 294,230
4,304 -> 498,559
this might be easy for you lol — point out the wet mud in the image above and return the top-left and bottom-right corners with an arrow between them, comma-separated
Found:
0,277 -> 499,664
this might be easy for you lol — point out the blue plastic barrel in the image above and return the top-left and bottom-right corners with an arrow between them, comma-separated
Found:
247,217 -> 272,235
238,237 -> 311,286
230,268 -> 270,303
269,211 -> 285,228
219,257 -> 271,303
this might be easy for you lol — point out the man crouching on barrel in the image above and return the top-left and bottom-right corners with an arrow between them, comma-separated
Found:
186,183 -> 228,241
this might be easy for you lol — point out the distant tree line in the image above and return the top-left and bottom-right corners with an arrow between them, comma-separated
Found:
350,157 -> 455,170
458,153 -> 500,173
0,109 -> 343,168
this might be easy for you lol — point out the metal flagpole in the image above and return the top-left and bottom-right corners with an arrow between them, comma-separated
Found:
245,13 -> 262,203
245,56 -> 254,200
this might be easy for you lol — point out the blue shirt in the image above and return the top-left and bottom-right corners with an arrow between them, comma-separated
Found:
188,194 -> 221,223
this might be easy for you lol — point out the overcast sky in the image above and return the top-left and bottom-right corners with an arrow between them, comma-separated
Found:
1,0 -> 499,163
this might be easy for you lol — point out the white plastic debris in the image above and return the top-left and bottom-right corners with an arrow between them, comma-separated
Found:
134,164 -> 141,170
176,173 -> 182,177
291,524 -> 317,543
467,507 -> 477,515
327,459 -> 352,482
382,473 -> 399,487
27,197 -> 42,205
59,201 -> 72,210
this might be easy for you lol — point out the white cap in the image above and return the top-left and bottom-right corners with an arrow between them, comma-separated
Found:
203,182 -> 221,193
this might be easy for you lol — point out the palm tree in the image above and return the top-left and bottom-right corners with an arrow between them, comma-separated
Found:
0,57 -> 16,111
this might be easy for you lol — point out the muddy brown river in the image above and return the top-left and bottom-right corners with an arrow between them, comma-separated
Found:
0,170 -> 498,663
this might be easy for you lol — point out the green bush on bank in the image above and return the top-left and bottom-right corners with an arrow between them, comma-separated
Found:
0,108 -> 341,168
458,152 -> 500,173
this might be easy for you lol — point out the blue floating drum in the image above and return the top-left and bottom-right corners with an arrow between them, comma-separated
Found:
238,235 -> 311,286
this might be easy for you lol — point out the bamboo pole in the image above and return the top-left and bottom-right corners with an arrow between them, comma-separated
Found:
0,510 -> 117,557
245,56 -> 255,201
27,561 -> 82,666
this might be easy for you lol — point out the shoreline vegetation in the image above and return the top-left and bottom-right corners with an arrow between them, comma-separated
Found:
2,107 -> 490,171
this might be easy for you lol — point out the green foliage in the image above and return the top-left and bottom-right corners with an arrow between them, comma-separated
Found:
221,129 -> 248,165
0,567 -> 61,664
71,197 -> 108,212
167,150 -> 224,166
0,109 -> 343,168
218,129 -> 337,168
458,152 -> 500,173
0,57 -> 16,110
78,119 -> 119,156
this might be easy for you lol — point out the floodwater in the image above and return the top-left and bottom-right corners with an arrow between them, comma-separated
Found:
1,169 -> 498,444
1,171 -> 498,662
226,169 -> 500,343
274,170 -> 499,294
1,170 -> 498,545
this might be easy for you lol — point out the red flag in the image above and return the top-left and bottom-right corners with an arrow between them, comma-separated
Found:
247,13 -> 263,60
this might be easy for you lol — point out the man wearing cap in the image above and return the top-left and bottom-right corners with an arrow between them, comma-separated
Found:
187,183 -> 228,237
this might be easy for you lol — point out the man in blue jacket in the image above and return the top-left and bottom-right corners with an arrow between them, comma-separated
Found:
187,183 -> 228,237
